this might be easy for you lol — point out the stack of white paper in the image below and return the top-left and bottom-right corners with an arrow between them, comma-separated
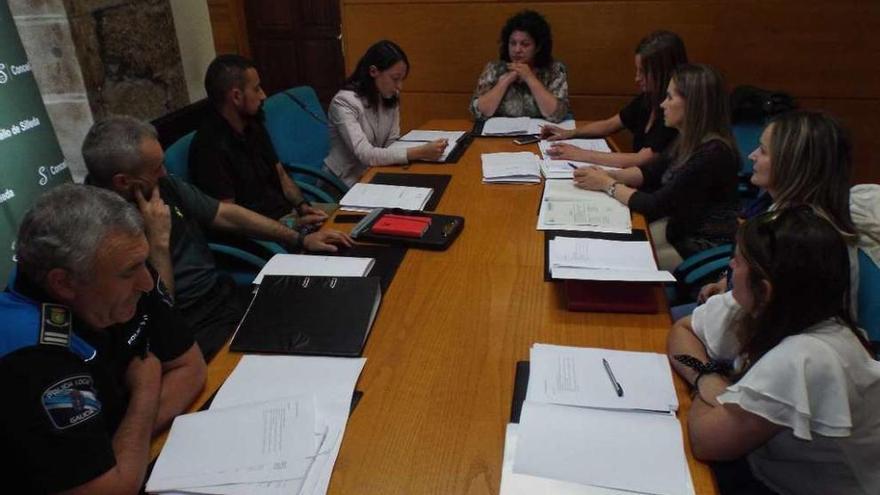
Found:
548,237 -> 675,282
482,118 -> 576,136
507,343 -> 694,495
481,152 -> 542,184
147,355 -> 366,495
537,180 -> 632,233
539,160 -> 617,179
253,254 -> 375,285
538,138 -> 612,178
538,138 -> 612,159
339,183 -> 433,212
387,130 -> 467,162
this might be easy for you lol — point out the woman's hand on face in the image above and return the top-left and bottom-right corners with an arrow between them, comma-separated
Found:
573,166 -> 614,191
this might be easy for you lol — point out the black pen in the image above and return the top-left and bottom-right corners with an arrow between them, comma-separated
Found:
567,162 -> 579,170
603,358 -> 624,397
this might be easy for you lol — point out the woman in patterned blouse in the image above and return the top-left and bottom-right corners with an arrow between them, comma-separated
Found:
470,10 -> 569,123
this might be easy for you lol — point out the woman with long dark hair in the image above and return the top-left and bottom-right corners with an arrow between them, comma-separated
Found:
543,30 -> 688,168
324,40 -> 446,186
667,207 -> 880,495
470,10 -> 569,122
572,64 -> 740,269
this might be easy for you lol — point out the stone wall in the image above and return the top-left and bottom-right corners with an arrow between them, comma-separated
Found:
63,0 -> 189,121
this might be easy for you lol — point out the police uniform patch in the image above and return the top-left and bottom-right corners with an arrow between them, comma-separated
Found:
39,303 -> 71,348
41,374 -> 102,429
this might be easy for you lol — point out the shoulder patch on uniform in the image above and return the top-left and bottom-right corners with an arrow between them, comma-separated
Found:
40,303 -> 71,348
41,374 -> 102,430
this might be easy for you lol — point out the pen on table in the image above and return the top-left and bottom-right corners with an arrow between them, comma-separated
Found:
602,358 -> 624,397
567,162 -> 579,170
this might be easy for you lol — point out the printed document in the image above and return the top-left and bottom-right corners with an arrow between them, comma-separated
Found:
537,180 -> 631,233
527,343 -> 678,412
146,395 -> 317,492
548,237 -> 675,282
389,130 -> 467,161
339,183 -> 432,212
481,152 -> 542,183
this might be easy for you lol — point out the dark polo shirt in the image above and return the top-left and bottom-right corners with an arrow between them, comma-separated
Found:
189,109 -> 293,220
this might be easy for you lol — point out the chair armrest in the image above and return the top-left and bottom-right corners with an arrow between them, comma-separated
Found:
282,162 -> 349,197
208,243 -> 268,270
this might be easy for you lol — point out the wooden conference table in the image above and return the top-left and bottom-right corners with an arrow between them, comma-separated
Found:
151,119 -> 718,495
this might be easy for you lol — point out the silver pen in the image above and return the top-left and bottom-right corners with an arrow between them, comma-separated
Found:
603,358 -> 624,397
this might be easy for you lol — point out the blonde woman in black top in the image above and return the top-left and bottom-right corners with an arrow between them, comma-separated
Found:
542,30 -> 687,168
573,64 -> 739,269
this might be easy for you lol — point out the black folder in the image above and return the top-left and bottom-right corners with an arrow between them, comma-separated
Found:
369,173 -> 452,211
510,361 -> 530,424
230,275 -> 382,357
326,244 -> 407,294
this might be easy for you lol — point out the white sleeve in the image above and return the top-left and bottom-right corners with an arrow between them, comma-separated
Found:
328,95 -> 408,167
717,334 -> 854,440
690,291 -> 743,361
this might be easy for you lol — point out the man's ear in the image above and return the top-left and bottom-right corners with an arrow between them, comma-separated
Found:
229,86 -> 244,107
111,173 -> 130,192
45,268 -> 77,303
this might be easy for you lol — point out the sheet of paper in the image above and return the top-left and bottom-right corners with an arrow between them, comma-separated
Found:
339,183 -> 432,211
389,130 -> 465,162
527,344 -> 678,412
482,117 -> 530,135
500,423 -> 639,495
147,396 -> 318,492
549,237 -> 657,271
514,402 -> 695,495
541,200 -> 632,230
527,118 -> 576,136
253,254 -> 374,285
540,160 -> 617,179
398,129 -> 466,143
550,265 -> 675,282
538,138 -> 612,159
481,152 -> 541,183
547,237 -> 674,282
173,426 -> 340,495
537,180 -> 632,233
209,356 -> 366,495
212,355 -> 366,414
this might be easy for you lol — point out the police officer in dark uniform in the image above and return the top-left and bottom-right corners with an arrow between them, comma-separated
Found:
0,185 -> 206,494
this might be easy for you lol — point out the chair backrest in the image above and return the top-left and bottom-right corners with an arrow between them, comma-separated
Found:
262,86 -> 330,177
857,249 -> 880,343
164,131 -> 196,181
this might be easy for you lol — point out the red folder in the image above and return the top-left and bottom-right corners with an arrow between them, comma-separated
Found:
371,214 -> 432,238
564,280 -> 660,313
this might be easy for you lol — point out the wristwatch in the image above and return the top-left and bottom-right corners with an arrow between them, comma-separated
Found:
605,181 -> 621,197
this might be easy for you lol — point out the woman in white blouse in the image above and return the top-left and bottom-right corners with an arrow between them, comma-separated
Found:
667,207 -> 880,495
324,40 -> 446,186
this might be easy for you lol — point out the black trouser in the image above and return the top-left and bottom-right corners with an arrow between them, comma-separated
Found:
711,458 -> 779,495
179,275 -> 255,362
